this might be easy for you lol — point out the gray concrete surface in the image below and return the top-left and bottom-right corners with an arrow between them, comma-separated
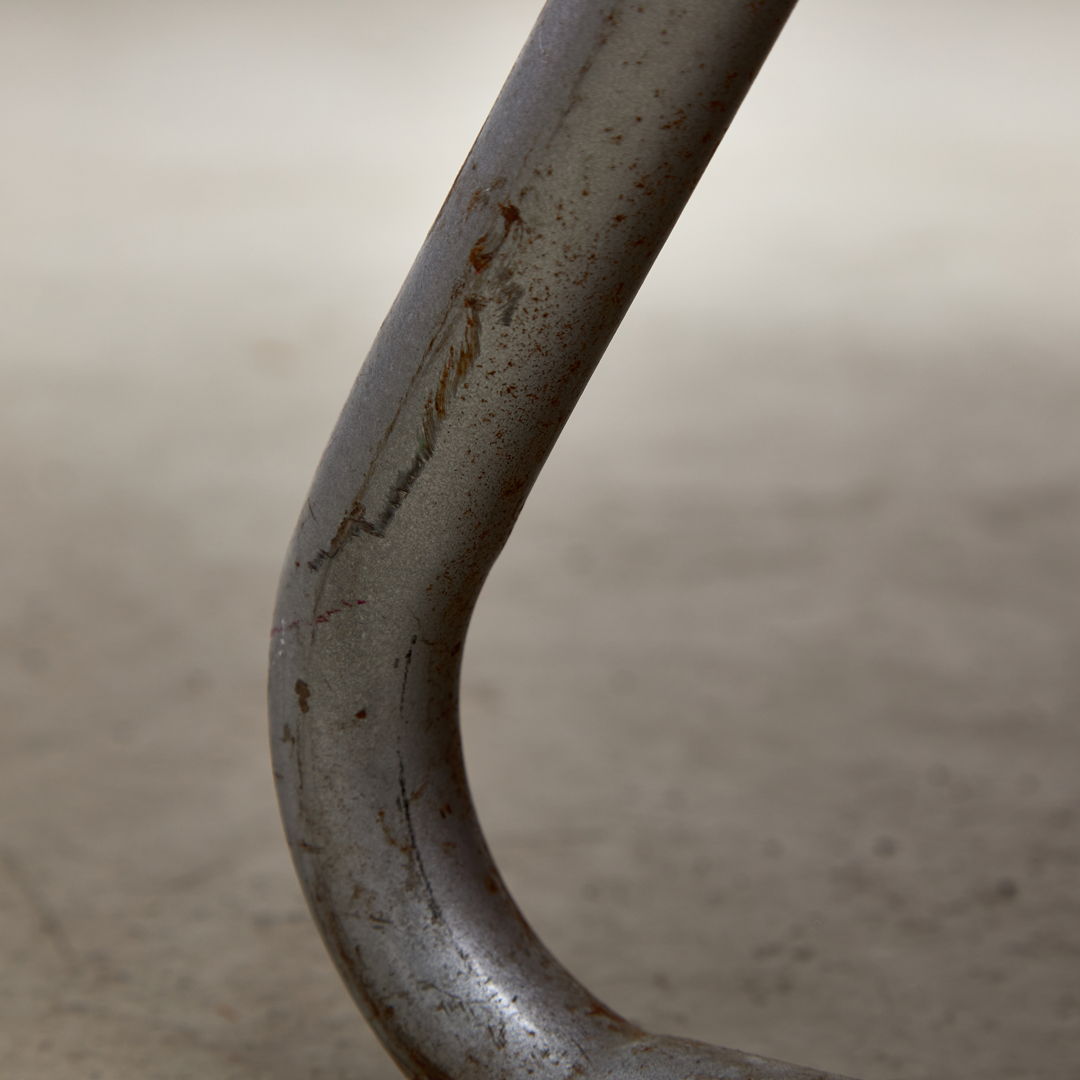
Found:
2,2 -> 1078,1078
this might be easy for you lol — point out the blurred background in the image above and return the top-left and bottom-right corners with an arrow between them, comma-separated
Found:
2,1 -> 1078,1077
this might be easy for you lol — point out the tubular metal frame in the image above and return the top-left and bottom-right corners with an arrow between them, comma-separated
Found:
269,2 -> 851,1077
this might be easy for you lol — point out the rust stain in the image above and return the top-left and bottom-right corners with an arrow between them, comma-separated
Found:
660,107 -> 688,130
585,997 -> 643,1036
498,201 -> 522,235
434,295 -> 483,419
465,187 -> 486,215
294,679 -> 311,714
306,190 -> 528,567
469,235 -> 493,272
376,808 -> 411,855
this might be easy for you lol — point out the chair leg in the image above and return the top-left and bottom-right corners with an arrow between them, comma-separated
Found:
268,3 -> 852,1078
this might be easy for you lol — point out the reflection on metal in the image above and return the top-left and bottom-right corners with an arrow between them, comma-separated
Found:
269,2 -> 851,1077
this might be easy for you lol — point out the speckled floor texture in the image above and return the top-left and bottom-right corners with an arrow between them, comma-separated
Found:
2,2 -> 1078,1078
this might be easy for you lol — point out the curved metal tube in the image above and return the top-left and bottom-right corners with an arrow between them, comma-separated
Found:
270,2 -> 852,1077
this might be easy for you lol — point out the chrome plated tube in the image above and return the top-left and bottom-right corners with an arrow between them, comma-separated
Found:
269,3 -> 849,1078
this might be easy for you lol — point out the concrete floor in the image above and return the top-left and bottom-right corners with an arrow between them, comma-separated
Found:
2,2 -> 1078,1078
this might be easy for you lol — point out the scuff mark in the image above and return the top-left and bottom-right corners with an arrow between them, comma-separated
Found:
392,636 -> 441,922
434,296 -> 483,418
305,196 -> 525,570
396,750 -> 442,925
498,283 -> 525,326
398,636 -> 416,719
271,598 -> 367,638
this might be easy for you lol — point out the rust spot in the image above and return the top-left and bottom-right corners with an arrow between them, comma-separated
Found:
376,808 -> 411,854
433,296 -> 483,419
586,1000 -> 622,1021
469,235 -> 493,272
294,679 -> 310,714
660,107 -> 689,131
465,187 -> 486,215
354,709 -> 367,720
498,201 -> 522,234
584,997 -> 643,1036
